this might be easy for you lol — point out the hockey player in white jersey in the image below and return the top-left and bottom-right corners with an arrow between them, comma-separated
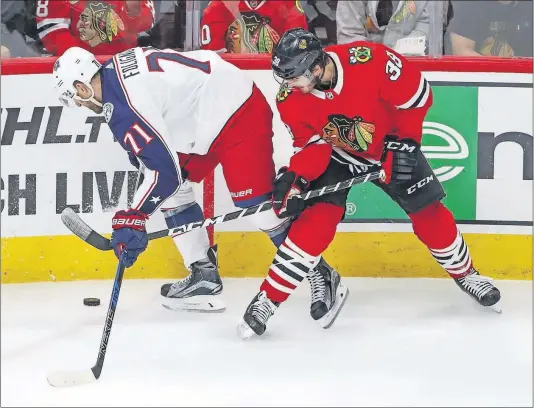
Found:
52,46 -> 343,320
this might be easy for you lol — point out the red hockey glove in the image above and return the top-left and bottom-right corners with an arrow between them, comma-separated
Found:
272,167 -> 309,218
381,136 -> 420,184
110,209 -> 149,268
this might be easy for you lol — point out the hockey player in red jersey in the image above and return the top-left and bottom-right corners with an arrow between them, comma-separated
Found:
200,0 -> 307,54
237,28 -> 501,339
36,0 -> 155,56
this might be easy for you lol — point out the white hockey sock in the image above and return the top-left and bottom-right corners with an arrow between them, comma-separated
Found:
163,203 -> 210,269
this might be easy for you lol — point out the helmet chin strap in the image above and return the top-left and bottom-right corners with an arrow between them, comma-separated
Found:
314,57 -> 335,89
75,83 -> 102,107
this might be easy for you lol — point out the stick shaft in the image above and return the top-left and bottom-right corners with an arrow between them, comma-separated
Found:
91,254 -> 127,379
61,168 -> 383,251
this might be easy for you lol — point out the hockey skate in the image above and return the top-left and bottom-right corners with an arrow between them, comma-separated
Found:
160,245 -> 225,312
307,259 -> 349,328
453,268 -> 502,313
237,291 -> 280,340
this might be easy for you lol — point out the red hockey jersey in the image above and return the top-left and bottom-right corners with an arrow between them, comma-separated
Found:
276,41 -> 433,181
200,0 -> 308,53
36,0 -> 155,56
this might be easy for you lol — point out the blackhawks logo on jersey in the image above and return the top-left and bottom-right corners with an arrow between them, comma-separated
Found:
276,82 -> 292,102
322,114 -> 375,152
349,46 -> 372,64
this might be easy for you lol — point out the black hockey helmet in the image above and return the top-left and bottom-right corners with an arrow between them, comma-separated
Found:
271,28 -> 327,80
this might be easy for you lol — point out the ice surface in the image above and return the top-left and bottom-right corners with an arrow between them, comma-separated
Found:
1,278 -> 532,407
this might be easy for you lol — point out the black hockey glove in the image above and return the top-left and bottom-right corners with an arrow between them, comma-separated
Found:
272,167 -> 309,218
381,136 -> 419,184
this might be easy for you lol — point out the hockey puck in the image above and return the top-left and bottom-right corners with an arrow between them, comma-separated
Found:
83,297 -> 101,307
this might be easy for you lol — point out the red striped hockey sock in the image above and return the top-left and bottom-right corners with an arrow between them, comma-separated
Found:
259,203 -> 343,303
428,230 -> 473,277
260,237 -> 321,303
409,202 -> 473,277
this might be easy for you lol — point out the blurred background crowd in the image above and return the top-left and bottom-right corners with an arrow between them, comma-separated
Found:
1,0 -> 532,60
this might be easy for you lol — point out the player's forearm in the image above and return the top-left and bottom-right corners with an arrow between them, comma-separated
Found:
392,103 -> 432,146
289,143 -> 332,182
130,168 -> 182,216
128,137 -> 183,217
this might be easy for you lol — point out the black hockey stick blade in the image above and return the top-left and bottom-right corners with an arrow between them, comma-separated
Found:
47,254 -> 127,387
61,167 -> 384,252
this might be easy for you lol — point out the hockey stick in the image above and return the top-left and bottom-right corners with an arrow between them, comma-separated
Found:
61,167 -> 385,251
47,252 -> 127,387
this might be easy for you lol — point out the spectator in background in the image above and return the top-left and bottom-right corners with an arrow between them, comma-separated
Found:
336,0 -> 430,56
200,0 -> 308,54
447,0 -> 533,57
1,0 -> 40,58
299,0 -> 338,45
36,0 -> 155,56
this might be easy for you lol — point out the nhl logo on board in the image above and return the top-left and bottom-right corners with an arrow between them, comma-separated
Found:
103,103 -> 114,123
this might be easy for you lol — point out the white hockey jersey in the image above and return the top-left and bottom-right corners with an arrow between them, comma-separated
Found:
100,47 -> 254,215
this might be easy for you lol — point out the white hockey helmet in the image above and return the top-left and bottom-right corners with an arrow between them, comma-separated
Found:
53,47 -> 102,108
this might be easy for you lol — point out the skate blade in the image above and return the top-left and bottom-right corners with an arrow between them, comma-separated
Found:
236,319 -> 256,340
318,284 -> 349,329
162,295 -> 226,313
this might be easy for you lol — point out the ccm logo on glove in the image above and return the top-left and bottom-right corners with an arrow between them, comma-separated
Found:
381,136 -> 420,184
384,140 -> 418,153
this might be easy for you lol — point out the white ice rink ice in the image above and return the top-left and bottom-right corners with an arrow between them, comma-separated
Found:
1,277 -> 532,407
